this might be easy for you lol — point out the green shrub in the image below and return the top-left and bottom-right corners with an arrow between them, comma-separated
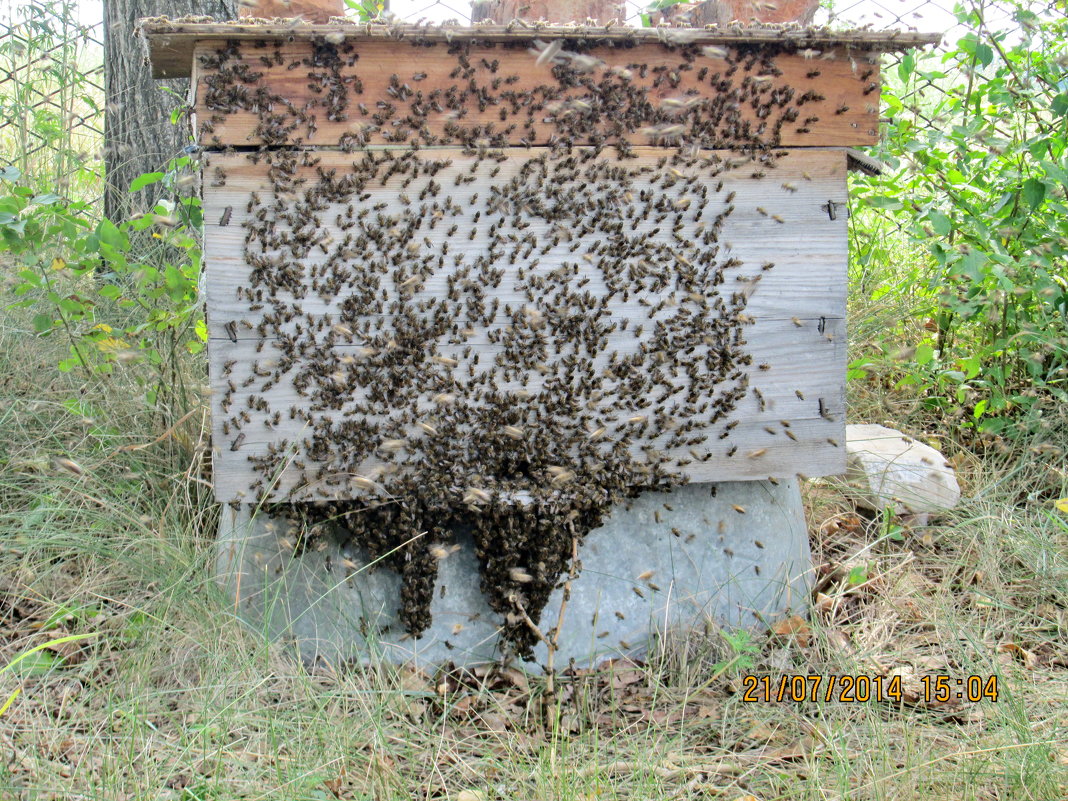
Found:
851,0 -> 1068,436
0,159 -> 205,413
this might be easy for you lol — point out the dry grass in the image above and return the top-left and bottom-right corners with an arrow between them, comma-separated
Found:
0,306 -> 1066,801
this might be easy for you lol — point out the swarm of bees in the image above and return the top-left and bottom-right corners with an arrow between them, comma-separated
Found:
198,30 -> 857,658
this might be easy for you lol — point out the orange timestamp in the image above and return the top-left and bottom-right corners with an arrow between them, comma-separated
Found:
740,674 -> 999,703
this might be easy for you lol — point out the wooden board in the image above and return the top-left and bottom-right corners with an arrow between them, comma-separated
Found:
203,146 -> 847,502
141,21 -> 942,80
191,38 -> 883,149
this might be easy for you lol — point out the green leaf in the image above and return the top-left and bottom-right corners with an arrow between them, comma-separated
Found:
1,633 -> 96,676
6,651 -> 57,676
1022,178 -> 1046,209
96,219 -> 128,252
17,270 -> 41,288
847,565 -> 868,586
959,251 -> 988,281
915,343 -> 935,365
927,210 -> 953,236
0,165 -> 21,182
866,195 -> 903,210
130,172 -> 164,192
1052,93 -> 1068,117
32,313 -> 53,333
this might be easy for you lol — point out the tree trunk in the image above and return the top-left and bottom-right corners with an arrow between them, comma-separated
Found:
104,0 -> 236,221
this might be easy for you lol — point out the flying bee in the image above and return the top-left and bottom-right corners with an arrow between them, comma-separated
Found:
351,475 -> 382,492
219,206 -> 232,226
791,317 -> 804,327
732,504 -> 746,514
748,448 -> 767,459
508,566 -> 533,583
548,466 -> 576,486
432,355 -> 458,367
532,38 -> 563,67
636,570 -> 654,581
432,392 -> 456,405
417,422 -> 438,436
502,425 -> 524,440
463,487 -> 491,505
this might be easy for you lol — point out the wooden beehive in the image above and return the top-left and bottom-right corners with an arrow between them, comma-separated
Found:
144,21 -> 938,506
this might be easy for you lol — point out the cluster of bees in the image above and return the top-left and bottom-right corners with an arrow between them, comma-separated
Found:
200,30 -> 851,656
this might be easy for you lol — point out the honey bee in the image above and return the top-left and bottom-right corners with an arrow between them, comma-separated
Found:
463,487 -> 491,505
508,566 -> 533,583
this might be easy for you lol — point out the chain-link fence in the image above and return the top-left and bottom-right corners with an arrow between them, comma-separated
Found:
0,0 -> 980,206
0,0 -> 104,201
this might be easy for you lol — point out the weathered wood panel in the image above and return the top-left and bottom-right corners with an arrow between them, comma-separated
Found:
142,22 -> 941,80
203,146 -> 846,502
192,38 -> 882,148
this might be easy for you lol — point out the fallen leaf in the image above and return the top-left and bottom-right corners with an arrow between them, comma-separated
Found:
766,734 -> 824,760
496,666 -> 529,693
822,628 -> 852,652
814,592 -> 834,615
997,641 -> 1040,669
322,763 -> 347,799
610,668 -> 644,690
770,615 -> 811,647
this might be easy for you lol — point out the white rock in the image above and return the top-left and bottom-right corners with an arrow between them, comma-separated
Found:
845,424 -> 961,516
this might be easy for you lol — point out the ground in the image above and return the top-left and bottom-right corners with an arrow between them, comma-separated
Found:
0,308 -> 1066,801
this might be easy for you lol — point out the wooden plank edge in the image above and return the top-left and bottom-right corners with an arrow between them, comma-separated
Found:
144,21 -> 942,78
